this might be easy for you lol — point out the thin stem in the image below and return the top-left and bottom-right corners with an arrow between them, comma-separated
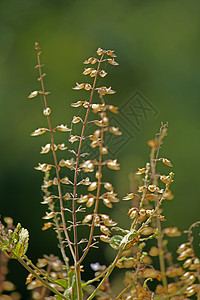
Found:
79,128 -> 104,264
35,43 -> 75,261
87,250 -> 122,300
115,265 -> 141,300
150,127 -> 168,296
72,53 -> 105,260
18,257 -> 68,300
71,53 -> 105,300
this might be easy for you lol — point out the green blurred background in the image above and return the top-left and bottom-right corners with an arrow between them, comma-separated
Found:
1,0 -> 200,298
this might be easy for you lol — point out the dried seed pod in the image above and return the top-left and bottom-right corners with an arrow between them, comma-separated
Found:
185,285 -> 197,297
147,139 -> 157,148
77,195 -> 89,203
128,208 -> 138,219
104,219 -> 117,227
160,175 -> 170,184
149,246 -> 159,257
99,70 -> 107,77
102,116 -> 109,126
85,83 -> 92,90
123,193 -> 135,201
40,143 -> 51,154
109,126 -> 122,135
106,191 -> 120,203
148,185 -> 157,192
80,160 -> 94,172
90,140 -> 99,148
142,268 -> 160,279
71,100 -> 83,107
93,129 -> 101,138
177,248 -> 193,261
42,222 -> 53,231
108,105 -> 118,114
107,159 -> 120,170
155,284 -> 165,295
86,197 -> 95,208
162,158 -> 173,167
103,198 -> 113,208
183,258 -> 193,269
138,186 -> 146,193
166,267 -> 184,278
60,177 -> 71,185
43,107 -> 51,116
167,283 -> 177,294
97,48 -> 104,55
82,214 -> 93,223
163,227 -> 181,237
177,243 -> 188,254
31,128 -> 49,136
107,58 -> 119,66
189,258 -> 200,270
72,116 -> 82,124
82,67 -> 95,75
101,146 -> 108,155
141,227 -> 154,235
88,182 -> 98,191
95,171 -> 102,179
91,104 -> 101,113
106,50 -> 116,57
104,182 -> 114,191
100,235 -> 111,243
93,214 -> 100,226
35,163 -> 52,172
69,135 -> 79,143
55,124 -> 71,132
84,57 -> 98,64
28,91 -> 39,98
73,82 -> 85,90
138,208 -> 147,221
94,120 -> 104,127
100,225 -> 111,236
43,212 -> 55,220
136,168 -> 147,175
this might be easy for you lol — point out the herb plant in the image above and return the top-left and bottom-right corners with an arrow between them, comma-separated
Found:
0,43 -> 200,300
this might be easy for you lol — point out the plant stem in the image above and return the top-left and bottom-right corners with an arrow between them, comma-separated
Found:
71,52 -> 105,299
150,127 -> 168,296
87,250 -> 122,300
35,43 -> 75,261
79,128 -> 104,264
18,257 -> 68,300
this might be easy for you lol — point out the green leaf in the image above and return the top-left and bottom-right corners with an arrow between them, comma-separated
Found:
110,235 -> 123,250
55,279 -> 68,289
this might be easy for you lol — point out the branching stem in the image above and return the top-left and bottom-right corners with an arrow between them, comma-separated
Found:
35,43 -> 75,261
18,257 -> 68,300
71,52 -> 105,299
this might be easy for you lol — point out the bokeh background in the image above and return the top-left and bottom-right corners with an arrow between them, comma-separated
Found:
1,0 -> 200,298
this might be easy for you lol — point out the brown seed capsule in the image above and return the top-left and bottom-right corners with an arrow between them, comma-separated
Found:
183,258 -> 193,269
104,182 -> 114,191
86,197 -> 95,207
100,225 -> 111,236
93,129 -> 101,138
128,208 -> 138,219
101,146 -> 108,155
103,198 -> 113,208
88,182 -> 98,191
102,117 -> 109,126
82,214 -> 93,223
149,246 -> 159,257
43,107 -> 51,116
95,171 -> 102,179
100,235 -> 111,243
